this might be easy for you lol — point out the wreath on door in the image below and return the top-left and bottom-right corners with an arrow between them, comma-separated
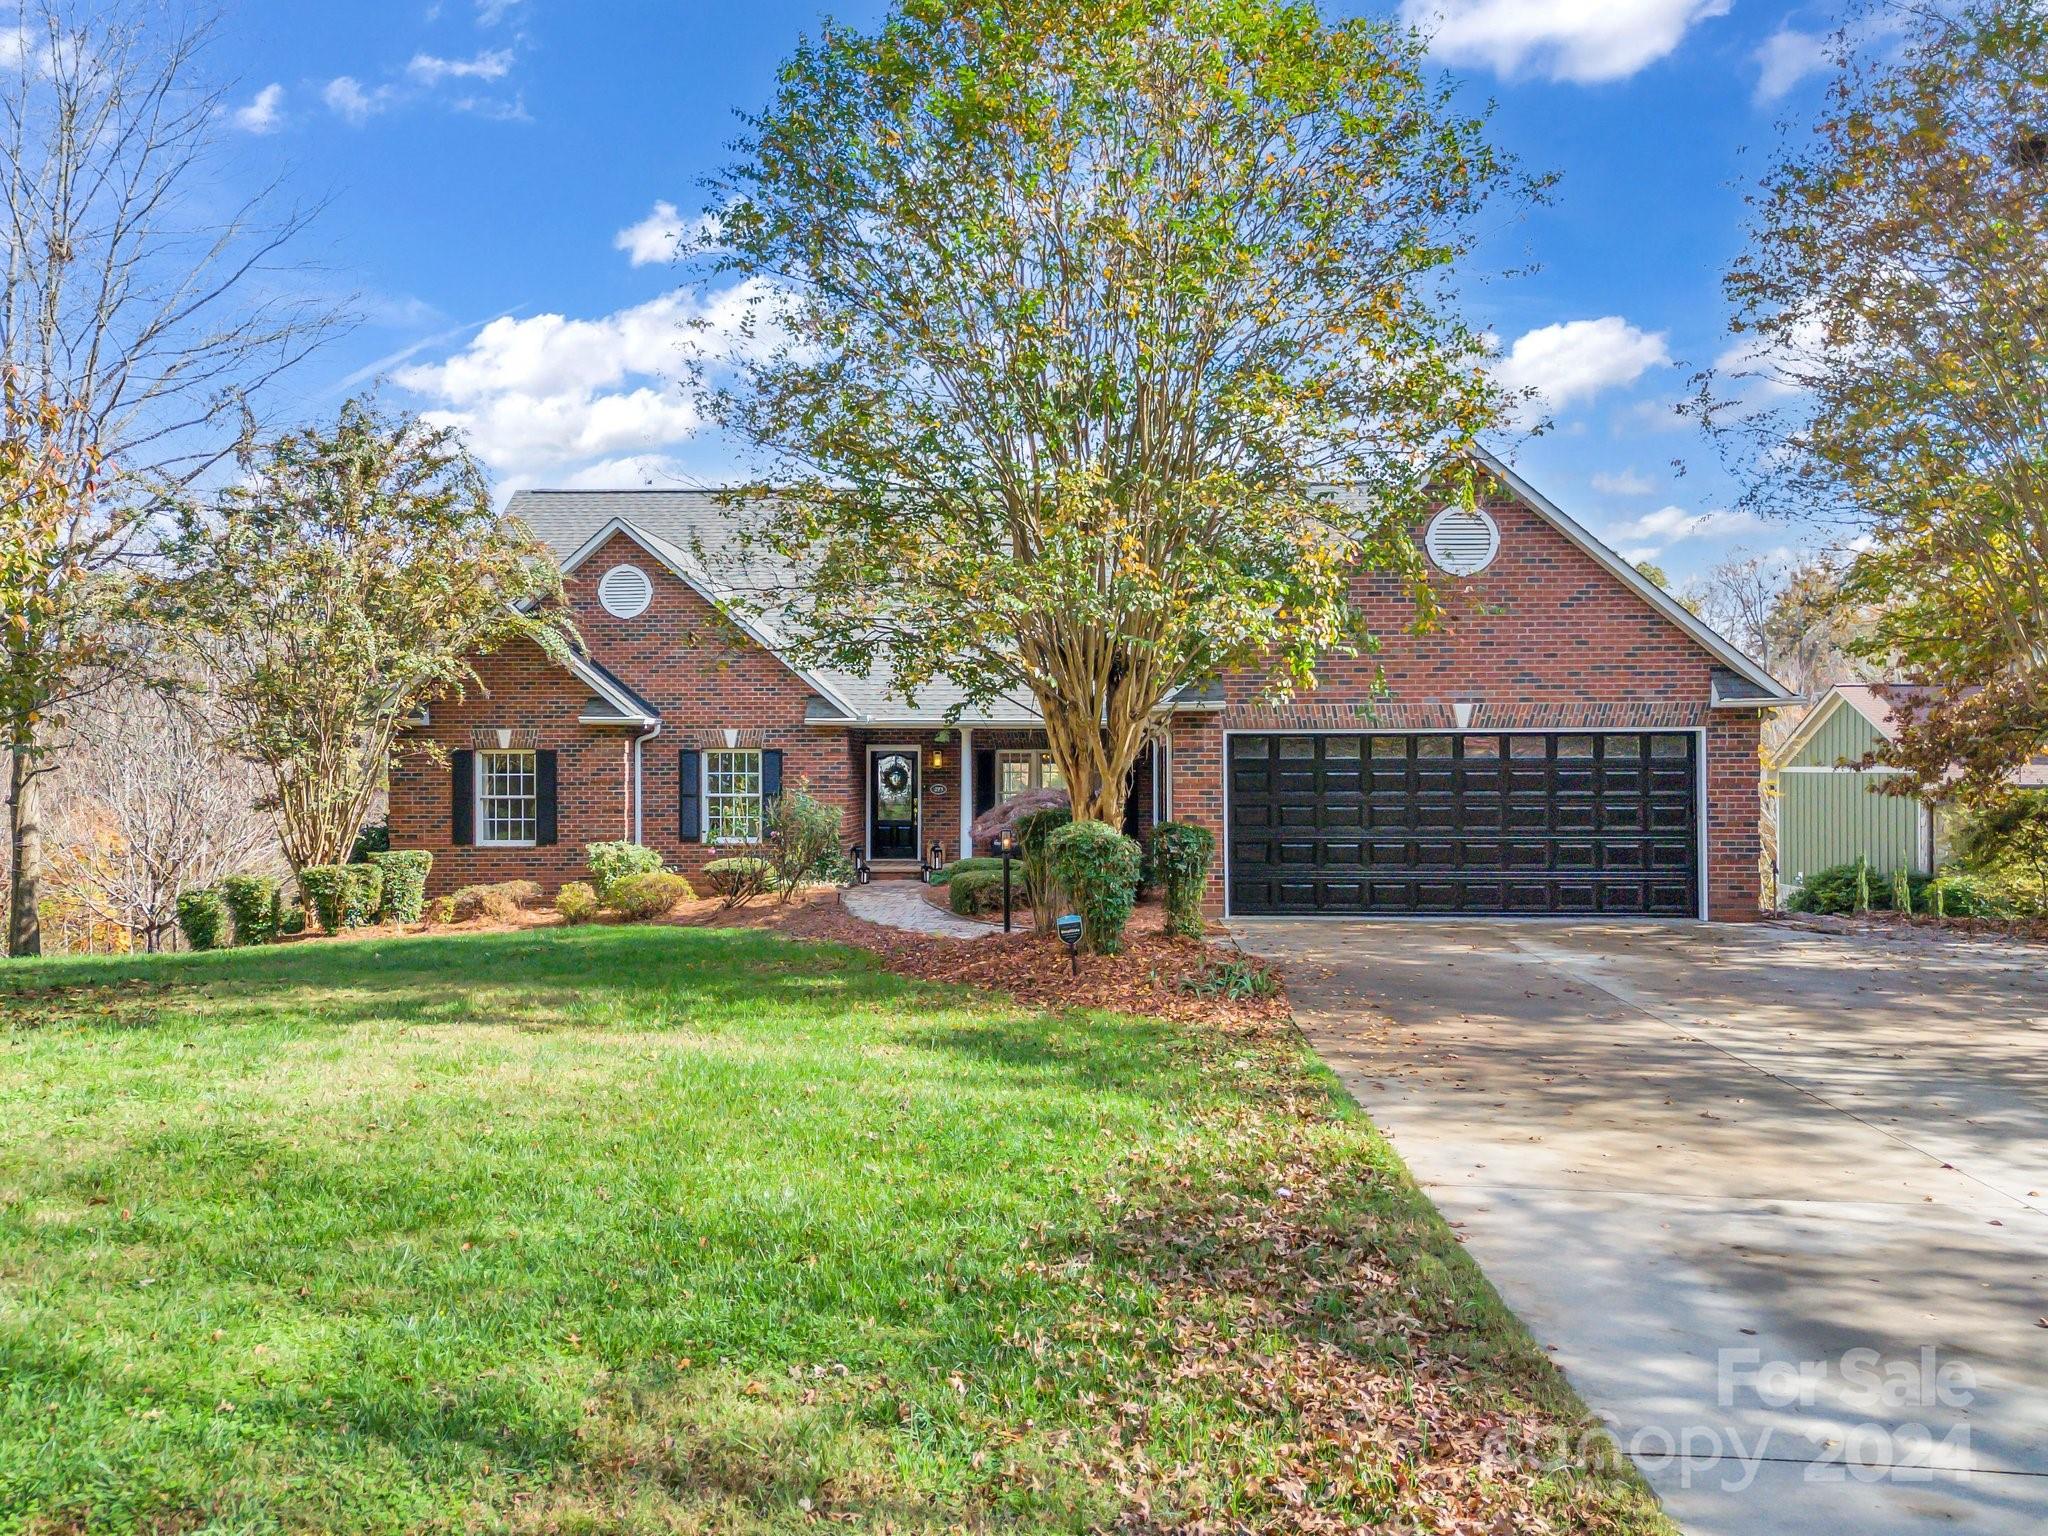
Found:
879,759 -> 912,797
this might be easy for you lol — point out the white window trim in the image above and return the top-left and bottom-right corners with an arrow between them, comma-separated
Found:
702,746 -> 765,846
995,748 -> 1064,802
475,748 -> 539,849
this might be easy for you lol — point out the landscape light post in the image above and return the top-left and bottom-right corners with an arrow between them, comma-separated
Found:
996,831 -> 1016,932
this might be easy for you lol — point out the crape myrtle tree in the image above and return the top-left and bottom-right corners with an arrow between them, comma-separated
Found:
687,0 -> 1539,825
149,401 -> 573,874
1698,0 -> 2048,800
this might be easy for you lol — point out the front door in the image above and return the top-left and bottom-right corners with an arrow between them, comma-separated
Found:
868,749 -> 919,860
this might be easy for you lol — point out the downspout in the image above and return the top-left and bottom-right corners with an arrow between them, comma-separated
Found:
633,719 -> 662,844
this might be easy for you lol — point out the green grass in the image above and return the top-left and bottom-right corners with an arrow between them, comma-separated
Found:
0,927 -> 1668,1534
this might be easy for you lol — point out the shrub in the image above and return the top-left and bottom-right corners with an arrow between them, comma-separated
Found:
555,880 -> 601,924
948,867 -> 1028,916
300,863 -> 384,932
703,855 -> 775,908
1952,789 -> 2048,913
278,902 -> 307,936
1787,861 -> 1930,916
585,841 -> 665,902
175,887 -> 228,951
1924,869 -> 2005,918
434,879 -> 544,924
1048,819 -> 1142,955
930,856 -> 1006,886
367,850 -> 433,924
764,782 -> 845,901
606,871 -> 696,921
218,874 -> 281,947
1149,821 -> 1216,940
350,823 -> 390,862
1014,805 -> 1073,934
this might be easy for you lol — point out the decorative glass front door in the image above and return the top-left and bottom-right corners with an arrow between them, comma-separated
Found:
869,750 -> 919,859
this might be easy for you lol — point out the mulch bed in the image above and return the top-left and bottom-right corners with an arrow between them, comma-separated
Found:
771,891 -> 1288,1031
1774,909 -> 2048,950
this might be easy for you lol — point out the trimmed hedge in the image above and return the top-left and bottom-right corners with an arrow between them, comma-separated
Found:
585,841 -> 665,902
218,874 -> 281,947
1048,820 -> 1142,955
555,881 -> 601,924
367,850 -> 432,924
930,856 -> 1007,887
350,823 -> 390,862
948,867 -> 1027,916
607,871 -> 697,920
1787,860 -> 2004,918
300,864 -> 384,932
175,888 -> 228,952
1149,821 -> 1215,940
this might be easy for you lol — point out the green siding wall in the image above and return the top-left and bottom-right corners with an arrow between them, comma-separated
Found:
1785,700 -> 1887,768
1778,770 -> 1925,886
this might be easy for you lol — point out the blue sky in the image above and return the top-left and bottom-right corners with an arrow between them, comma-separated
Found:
220,0 -> 1852,586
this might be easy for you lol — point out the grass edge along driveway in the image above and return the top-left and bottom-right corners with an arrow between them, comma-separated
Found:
0,925 -> 1670,1534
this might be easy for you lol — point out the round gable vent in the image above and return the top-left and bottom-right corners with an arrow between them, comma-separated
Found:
597,563 -> 653,619
1423,506 -> 1500,577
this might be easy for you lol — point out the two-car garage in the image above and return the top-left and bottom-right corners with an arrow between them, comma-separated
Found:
1225,730 -> 1702,918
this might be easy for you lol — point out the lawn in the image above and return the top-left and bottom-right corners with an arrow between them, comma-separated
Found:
0,926 -> 1667,1534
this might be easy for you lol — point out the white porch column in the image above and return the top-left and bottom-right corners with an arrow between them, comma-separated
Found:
959,726 -> 975,858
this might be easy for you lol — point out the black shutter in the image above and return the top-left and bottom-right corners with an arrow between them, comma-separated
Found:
761,749 -> 783,803
973,748 -> 996,817
535,750 -> 558,846
451,749 -> 474,846
679,748 -> 701,841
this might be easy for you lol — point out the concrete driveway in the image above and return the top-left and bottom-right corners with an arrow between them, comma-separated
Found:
1236,920 -> 2048,1536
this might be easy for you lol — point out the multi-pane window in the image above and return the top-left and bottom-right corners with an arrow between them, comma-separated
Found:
996,750 -> 1065,801
704,749 -> 763,843
477,750 -> 537,846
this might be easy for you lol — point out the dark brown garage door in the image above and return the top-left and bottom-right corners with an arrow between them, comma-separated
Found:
1227,731 -> 1699,917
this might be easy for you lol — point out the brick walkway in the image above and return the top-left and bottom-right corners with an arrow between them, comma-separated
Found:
840,880 -> 995,941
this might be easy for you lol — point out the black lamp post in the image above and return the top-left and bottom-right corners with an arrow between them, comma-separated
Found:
996,831 -> 1016,932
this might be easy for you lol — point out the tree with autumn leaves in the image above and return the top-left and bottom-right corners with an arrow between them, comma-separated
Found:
1704,0 -> 2048,800
689,0 -> 1539,826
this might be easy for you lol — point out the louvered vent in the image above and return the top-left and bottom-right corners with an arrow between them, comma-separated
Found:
597,563 -> 653,619
1423,506 -> 1500,577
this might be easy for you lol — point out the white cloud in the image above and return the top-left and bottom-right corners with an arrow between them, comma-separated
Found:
392,284 -> 782,486
1605,503 -> 1763,560
476,0 -> 525,23
1754,25 -> 1830,103
408,48 -> 514,85
1591,467 -> 1656,496
231,83 -> 285,135
1399,0 -> 1729,84
1494,316 -> 1671,415
616,201 -> 686,267
323,76 -> 393,126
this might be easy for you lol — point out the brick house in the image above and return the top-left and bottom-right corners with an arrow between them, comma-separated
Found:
390,449 -> 1792,920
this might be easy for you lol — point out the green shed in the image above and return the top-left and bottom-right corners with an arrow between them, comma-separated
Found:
1771,685 -> 1937,894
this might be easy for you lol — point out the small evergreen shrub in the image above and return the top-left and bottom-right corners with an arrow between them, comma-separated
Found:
1149,821 -> 1216,940
585,841 -> 665,902
278,902 -> 307,936
175,887 -> 228,952
1787,862 -> 1935,915
948,868 -> 1026,916
606,871 -> 696,920
300,864 -> 384,932
350,823 -> 390,862
1047,819 -> 1142,955
1924,870 -> 2004,918
367,850 -> 433,924
218,874 -> 281,946
703,856 -> 774,907
555,881 -> 601,924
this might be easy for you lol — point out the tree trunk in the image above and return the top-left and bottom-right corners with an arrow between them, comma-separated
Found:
7,745 -> 44,958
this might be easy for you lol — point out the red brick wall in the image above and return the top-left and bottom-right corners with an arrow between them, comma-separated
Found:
1169,492 -> 1772,920
391,530 -> 855,895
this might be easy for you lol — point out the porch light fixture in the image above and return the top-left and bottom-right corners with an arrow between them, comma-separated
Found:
928,746 -> 944,769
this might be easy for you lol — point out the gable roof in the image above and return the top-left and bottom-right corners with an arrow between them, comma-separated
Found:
508,452 -> 1795,727
1466,447 -> 1794,705
1772,683 -> 1928,768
